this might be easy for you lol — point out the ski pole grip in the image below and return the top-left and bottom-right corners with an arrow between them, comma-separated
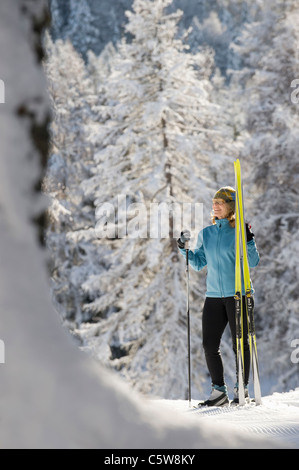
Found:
185,240 -> 189,250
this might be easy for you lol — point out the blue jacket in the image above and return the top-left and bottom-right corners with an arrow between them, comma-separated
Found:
179,218 -> 260,298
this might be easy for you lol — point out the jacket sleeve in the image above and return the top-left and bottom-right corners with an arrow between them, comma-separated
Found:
247,239 -> 260,267
179,230 -> 207,272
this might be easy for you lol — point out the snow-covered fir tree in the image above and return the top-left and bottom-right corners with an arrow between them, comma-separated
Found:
232,0 -> 299,391
86,42 -> 117,93
75,0 -> 238,399
43,35 -> 107,325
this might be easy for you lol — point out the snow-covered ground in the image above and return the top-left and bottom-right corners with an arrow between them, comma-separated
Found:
155,388 -> 299,448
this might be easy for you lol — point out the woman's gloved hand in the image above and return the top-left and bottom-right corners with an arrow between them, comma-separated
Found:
245,223 -> 254,242
177,230 -> 191,249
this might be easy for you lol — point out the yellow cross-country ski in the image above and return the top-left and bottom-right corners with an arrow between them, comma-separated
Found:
234,158 -> 262,406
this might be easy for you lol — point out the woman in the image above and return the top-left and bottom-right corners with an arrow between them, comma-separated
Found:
177,187 -> 260,406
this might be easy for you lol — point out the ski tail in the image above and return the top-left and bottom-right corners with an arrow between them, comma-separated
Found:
235,293 -> 245,406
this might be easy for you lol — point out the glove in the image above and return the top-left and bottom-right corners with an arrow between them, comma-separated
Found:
177,230 -> 191,249
245,222 -> 254,242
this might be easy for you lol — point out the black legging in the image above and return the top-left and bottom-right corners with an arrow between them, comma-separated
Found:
202,296 -> 250,387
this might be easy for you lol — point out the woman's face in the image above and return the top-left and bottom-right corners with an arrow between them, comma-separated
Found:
212,199 -> 230,219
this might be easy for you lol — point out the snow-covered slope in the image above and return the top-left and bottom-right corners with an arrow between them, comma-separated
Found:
157,388 -> 299,448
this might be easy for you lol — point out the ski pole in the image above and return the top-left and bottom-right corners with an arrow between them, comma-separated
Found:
185,240 -> 191,407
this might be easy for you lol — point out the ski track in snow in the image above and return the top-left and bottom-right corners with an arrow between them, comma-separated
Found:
158,389 -> 299,448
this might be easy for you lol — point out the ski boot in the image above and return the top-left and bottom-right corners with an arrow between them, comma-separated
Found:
197,384 -> 229,407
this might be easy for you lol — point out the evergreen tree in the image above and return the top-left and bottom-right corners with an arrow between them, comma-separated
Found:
43,35 -> 106,324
